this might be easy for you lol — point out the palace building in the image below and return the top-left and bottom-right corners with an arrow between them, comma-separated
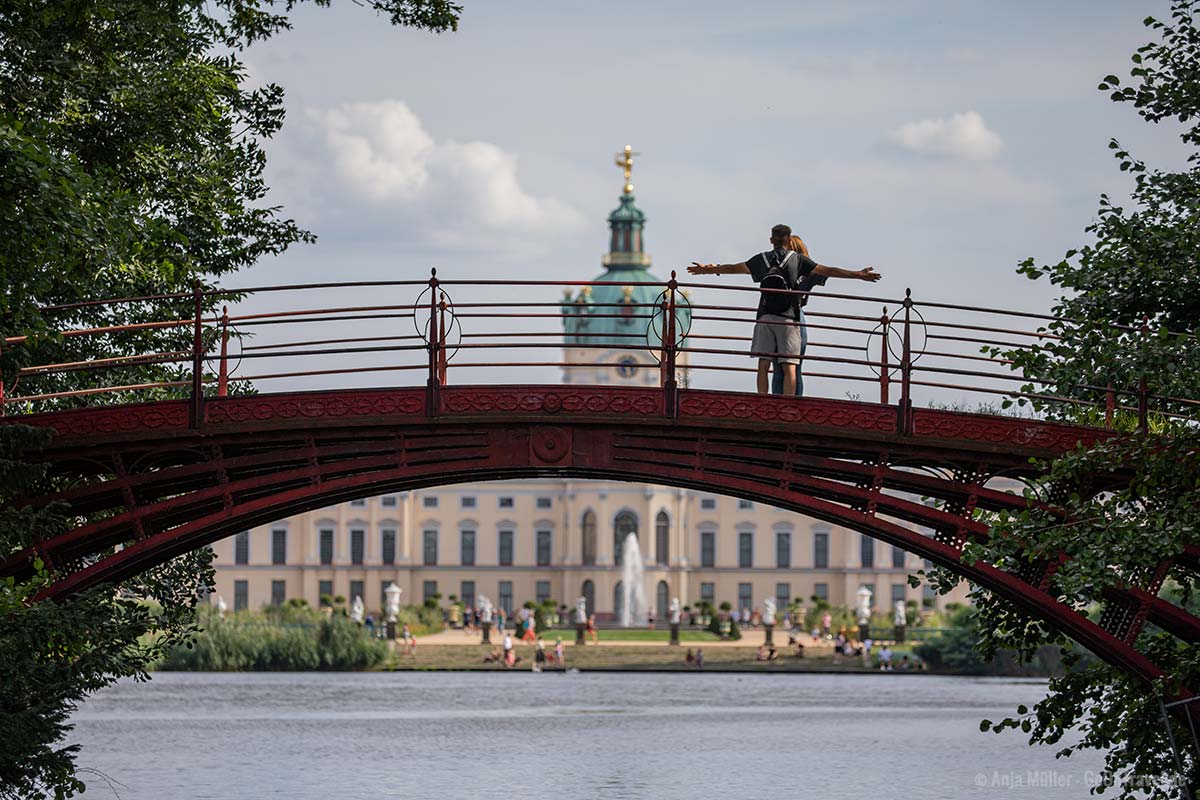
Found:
210,148 -> 967,619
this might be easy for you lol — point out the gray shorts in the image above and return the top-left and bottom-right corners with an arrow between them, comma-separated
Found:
751,314 -> 803,364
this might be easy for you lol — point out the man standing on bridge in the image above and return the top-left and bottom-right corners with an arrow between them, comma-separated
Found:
689,224 -> 880,395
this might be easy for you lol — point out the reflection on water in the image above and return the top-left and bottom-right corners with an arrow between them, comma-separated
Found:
69,672 -> 1107,799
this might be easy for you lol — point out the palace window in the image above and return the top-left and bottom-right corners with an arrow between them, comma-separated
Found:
813,532 -> 829,569
655,511 -> 669,566
700,531 -> 715,568
460,530 -> 476,567
861,535 -> 875,569
381,529 -> 396,566
499,530 -> 514,566
320,528 -> 334,565
234,531 -> 249,565
737,583 -> 753,613
581,511 -> 597,566
423,530 -> 438,566
271,528 -> 287,565
738,532 -> 753,568
775,532 -> 791,568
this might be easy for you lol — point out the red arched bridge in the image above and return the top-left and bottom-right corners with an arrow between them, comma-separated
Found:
1,274 -> 1197,701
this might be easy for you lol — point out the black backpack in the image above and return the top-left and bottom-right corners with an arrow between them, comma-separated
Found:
758,250 -> 796,317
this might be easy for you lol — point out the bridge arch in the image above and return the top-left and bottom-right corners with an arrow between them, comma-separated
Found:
0,385 -> 1194,698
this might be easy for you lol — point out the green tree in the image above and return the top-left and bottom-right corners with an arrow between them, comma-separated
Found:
933,3 -> 1200,796
0,2 -> 460,796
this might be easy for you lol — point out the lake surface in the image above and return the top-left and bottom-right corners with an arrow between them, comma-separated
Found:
69,671 -> 1113,799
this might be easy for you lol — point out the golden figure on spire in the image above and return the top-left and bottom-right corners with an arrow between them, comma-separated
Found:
614,144 -> 639,194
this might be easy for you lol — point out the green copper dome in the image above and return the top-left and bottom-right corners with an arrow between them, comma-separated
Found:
561,190 -> 691,349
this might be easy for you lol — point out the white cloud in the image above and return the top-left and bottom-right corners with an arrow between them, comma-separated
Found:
309,100 -> 583,236
889,111 -> 1004,161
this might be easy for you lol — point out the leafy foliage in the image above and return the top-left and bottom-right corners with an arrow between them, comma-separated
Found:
0,1 -> 460,796
0,0 -> 459,406
0,424 -> 214,797
160,604 -> 388,671
932,3 -> 1200,796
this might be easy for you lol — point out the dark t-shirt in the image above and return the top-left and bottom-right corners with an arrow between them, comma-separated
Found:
746,249 -> 818,319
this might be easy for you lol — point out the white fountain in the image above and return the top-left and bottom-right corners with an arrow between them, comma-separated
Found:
620,533 -> 648,627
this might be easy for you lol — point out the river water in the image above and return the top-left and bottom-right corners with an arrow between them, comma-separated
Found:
68,671 -> 1113,799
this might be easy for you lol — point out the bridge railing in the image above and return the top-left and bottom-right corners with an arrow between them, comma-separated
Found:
2,272 -> 1196,432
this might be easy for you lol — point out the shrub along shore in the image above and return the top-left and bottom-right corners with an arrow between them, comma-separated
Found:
156,601 -> 1068,676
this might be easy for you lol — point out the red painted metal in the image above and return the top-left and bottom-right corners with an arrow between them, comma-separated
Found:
0,386 -> 1182,700
1,275 -> 1197,706
217,306 -> 230,397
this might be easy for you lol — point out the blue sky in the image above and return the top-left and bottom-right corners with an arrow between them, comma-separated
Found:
230,1 -> 1184,398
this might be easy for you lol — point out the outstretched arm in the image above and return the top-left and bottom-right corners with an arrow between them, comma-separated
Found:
688,261 -> 750,276
812,264 -> 881,282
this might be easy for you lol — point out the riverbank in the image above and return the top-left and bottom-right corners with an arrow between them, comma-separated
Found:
386,642 -> 907,672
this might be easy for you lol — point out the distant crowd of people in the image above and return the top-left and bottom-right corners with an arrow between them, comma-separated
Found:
482,631 -> 568,671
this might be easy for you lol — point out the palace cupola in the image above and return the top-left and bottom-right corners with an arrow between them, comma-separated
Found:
560,146 -> 690,386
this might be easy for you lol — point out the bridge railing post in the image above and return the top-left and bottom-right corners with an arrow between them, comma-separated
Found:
217,305 -> 229,398
898,289 -> 914,435
879,306 -> 891,405
437,291 -> 448,387
426,269 -> 441,417
188,280 -> 205,429
662,272 -> 679,418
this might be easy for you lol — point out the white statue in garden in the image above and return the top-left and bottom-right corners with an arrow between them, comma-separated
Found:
893,600 -> 907,627
669,597 -> 681,625
479,595 -> 494,624
216,595 -> 227,620
351,595 -> 365,624
856,587 -> 872,626
763,597 -> 777,626
575,596 -> 588,624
